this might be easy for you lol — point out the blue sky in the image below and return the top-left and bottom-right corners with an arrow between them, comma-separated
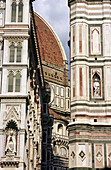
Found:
33,0 -> 70,77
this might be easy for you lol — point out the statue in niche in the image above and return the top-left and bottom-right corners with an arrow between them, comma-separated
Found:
5,130 -> 16,155
93,79 -> 100,97
93,73 -> 101,97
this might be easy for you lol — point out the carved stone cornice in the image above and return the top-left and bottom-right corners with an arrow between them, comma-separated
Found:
3,35 -> 29,40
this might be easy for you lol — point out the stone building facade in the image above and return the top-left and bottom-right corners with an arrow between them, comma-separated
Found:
68,0 -> 111,169
34,13 -> 70,170
0,0 -> 70,170
0,0 -> 45,169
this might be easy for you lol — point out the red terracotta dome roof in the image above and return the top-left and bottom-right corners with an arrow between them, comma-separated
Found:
34,12 -> 67,67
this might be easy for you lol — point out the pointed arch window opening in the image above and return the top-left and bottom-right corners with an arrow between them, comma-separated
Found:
8,72 -> 14,92
9,42 -> 22,63
18,1 -> 23,22
11,1 -> 23,23
8,71 -> 21,92
15,72 -> 21,92
10,43 -> 15,62
11,2 -> 16,22
16,43 -> 22,62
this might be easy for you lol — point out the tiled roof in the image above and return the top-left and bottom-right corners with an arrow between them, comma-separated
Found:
34,12 -> 65,67
49,108 -> 63,119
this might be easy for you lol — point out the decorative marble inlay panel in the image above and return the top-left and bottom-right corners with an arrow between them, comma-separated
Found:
90,26 -> 101,55
96,151 -> 102,162
79,150 -> 85,161
78,144 -> 86,166
94,144 -> 104,168
4,105 -> 21,121
106,144 -> 111,167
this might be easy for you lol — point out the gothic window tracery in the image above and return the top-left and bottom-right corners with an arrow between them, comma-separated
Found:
8,71 -> 21,92
8,71 -> 14,92
18,1 -> 23,22
15,72 -> 21,92
17,43 -> 22,62
9,42 -> 22,63
11,1 -> 16,22
10,43 -> 15,62
11,0 -> 23,22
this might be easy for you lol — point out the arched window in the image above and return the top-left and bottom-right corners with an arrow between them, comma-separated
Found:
11,2 -> 16,22
15,72 -> 21,92
18,1 -> 23,22
8,72 -> 14,92
10,43 -> 15,62
58,124 -> 63,135
16,43 -> 22,62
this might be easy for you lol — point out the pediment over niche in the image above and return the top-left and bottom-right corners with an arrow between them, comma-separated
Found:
4,106 -> 21,121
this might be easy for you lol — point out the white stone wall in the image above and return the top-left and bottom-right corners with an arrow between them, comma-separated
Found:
5,0 -> 29,24
49,82 -> 70,113
0,0 -> 30,169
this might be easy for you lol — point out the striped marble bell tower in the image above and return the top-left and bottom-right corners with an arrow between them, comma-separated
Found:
68,0 -> 111,169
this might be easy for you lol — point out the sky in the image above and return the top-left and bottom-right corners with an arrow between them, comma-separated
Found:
33,0 -> 70,76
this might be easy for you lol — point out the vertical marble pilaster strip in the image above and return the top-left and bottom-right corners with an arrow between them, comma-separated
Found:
85,25 -> 87,55
86,67 -> 87,98
79,25 -> 82,53
79,68 -> 83,96
104,143 -> 107,168
73,25 -> 75,55
92,143 -> 94,169
73,68 -> 75,98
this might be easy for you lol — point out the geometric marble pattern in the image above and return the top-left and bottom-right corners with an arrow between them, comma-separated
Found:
96,151 -> 102,162
108,152 -> 111,161
71,151 -> 75,160
79,150 -> 86,161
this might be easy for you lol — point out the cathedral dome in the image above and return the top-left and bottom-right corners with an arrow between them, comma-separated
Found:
34,12 -> 67,67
